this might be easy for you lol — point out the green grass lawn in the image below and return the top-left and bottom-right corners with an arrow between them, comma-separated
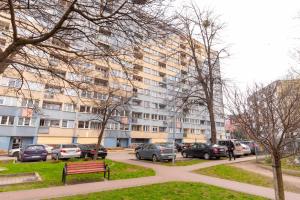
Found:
52,182 -> 268,200
260,156 -> 300,176
195,164 -> 273,187
0,159 -> 155,192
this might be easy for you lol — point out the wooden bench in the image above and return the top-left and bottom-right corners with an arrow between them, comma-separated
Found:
62,161 -> 110,185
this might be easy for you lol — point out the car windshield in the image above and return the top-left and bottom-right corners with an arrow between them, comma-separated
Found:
62,144 -> 77,148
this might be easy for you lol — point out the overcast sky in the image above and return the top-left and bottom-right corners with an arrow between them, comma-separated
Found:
177,0 -> 300,90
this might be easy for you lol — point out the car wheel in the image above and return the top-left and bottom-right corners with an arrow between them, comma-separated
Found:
182,152 -> 188,158
136,152 -> 141,160
101,156 -> 106,159
152,155 -> 158,162
13,152 -> 19,157
204,153 -> 210,160
215,157 -> 220,160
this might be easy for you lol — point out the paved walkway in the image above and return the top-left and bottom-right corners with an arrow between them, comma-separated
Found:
1,152 -> 300,200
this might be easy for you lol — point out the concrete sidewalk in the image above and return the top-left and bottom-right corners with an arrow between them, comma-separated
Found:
0,153 -> 300,200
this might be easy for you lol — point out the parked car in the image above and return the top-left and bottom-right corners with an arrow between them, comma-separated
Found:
175,143 -> 184,152
18,145 -> 48,162
51,144 -> 81,160
8,147 -> 21,157
217,140 -> 244,157
240,143 -> 251,155
41,144 -> 53,154
134,143 -> 147,152
240,141 -> 257,155
136,143 -> 176,162
77,144 -> 107,159
181,143 -> 227,160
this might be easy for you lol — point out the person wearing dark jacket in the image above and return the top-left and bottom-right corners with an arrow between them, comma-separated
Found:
228,140 -> 236,161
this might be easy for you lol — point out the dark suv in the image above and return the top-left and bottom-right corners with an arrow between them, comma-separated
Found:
77,144 -> 107,159
18,145 -> 48,162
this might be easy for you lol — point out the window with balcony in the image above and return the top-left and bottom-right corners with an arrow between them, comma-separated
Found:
152,126 -> 158,132
78,121 -> 89,129
143,125 -> 150,132
132,125 -> 142,131
79,105 -> 91,113
18,117 -> 36,126
39,119 -> 60,127
143,113 -> 150,119
62,103 -> 75,112
0,116 -> 14,125
90,121 -> 101,129
159,127 -> 167,132
62,120 -> 75,128
21,98 -> 39,108
42,101 -> 62,110
94,78 -> 108,86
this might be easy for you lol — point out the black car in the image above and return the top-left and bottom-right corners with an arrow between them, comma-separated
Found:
175,143 -> 184,152
18,145 -> 48,162
77,144 -> 107,159
181,143 -> 226,160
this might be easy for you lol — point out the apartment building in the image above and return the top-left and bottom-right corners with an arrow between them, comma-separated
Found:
0,10 -> 225,151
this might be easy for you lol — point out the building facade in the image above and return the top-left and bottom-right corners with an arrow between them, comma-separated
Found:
0,15 -> 225,151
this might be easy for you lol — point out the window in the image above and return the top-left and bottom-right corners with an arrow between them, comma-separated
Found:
21,98 -> 39,108
143,125 -> 150,132
152,126 -> 158,132
120,124 -> 129,130
63,103 -> 75,112
39,119 -> 60,127
81,90 -> 92,98
159,127 -> 166,132
45,84 -> 62,94
143,113 -> 150,119
90,121 -> 101,129
78,121 -> 89,129
42,101 -> 62,110
0,116 -> 14,125
62,120 -> 75,128
79,105 -> 91,113
8,78 -> 21,88
151,114 -> 158,120
18,117 -> 35,126
159,115 -> 166,121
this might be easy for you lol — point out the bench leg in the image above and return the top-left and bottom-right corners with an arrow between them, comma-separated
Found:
107,169 -> 110,180
62,169 -> 66,185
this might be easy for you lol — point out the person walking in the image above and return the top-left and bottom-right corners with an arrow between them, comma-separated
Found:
228,140 -> 236,161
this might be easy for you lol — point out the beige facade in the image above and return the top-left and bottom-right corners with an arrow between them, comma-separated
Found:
0,15 -> 225,150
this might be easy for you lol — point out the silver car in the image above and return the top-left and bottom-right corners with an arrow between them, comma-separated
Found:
51,144 -> 81,160
136,143 -> 176,162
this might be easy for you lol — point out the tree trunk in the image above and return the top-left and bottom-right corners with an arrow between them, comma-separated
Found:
93,127 -> 105,160
207,101 -> 217,144
272,154 -> 285,200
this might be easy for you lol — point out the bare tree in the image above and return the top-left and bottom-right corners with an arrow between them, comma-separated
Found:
0,0 -> 172,90
229,80 -> 300,200
86,86 -> 131,160
176,5 -> 228,144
